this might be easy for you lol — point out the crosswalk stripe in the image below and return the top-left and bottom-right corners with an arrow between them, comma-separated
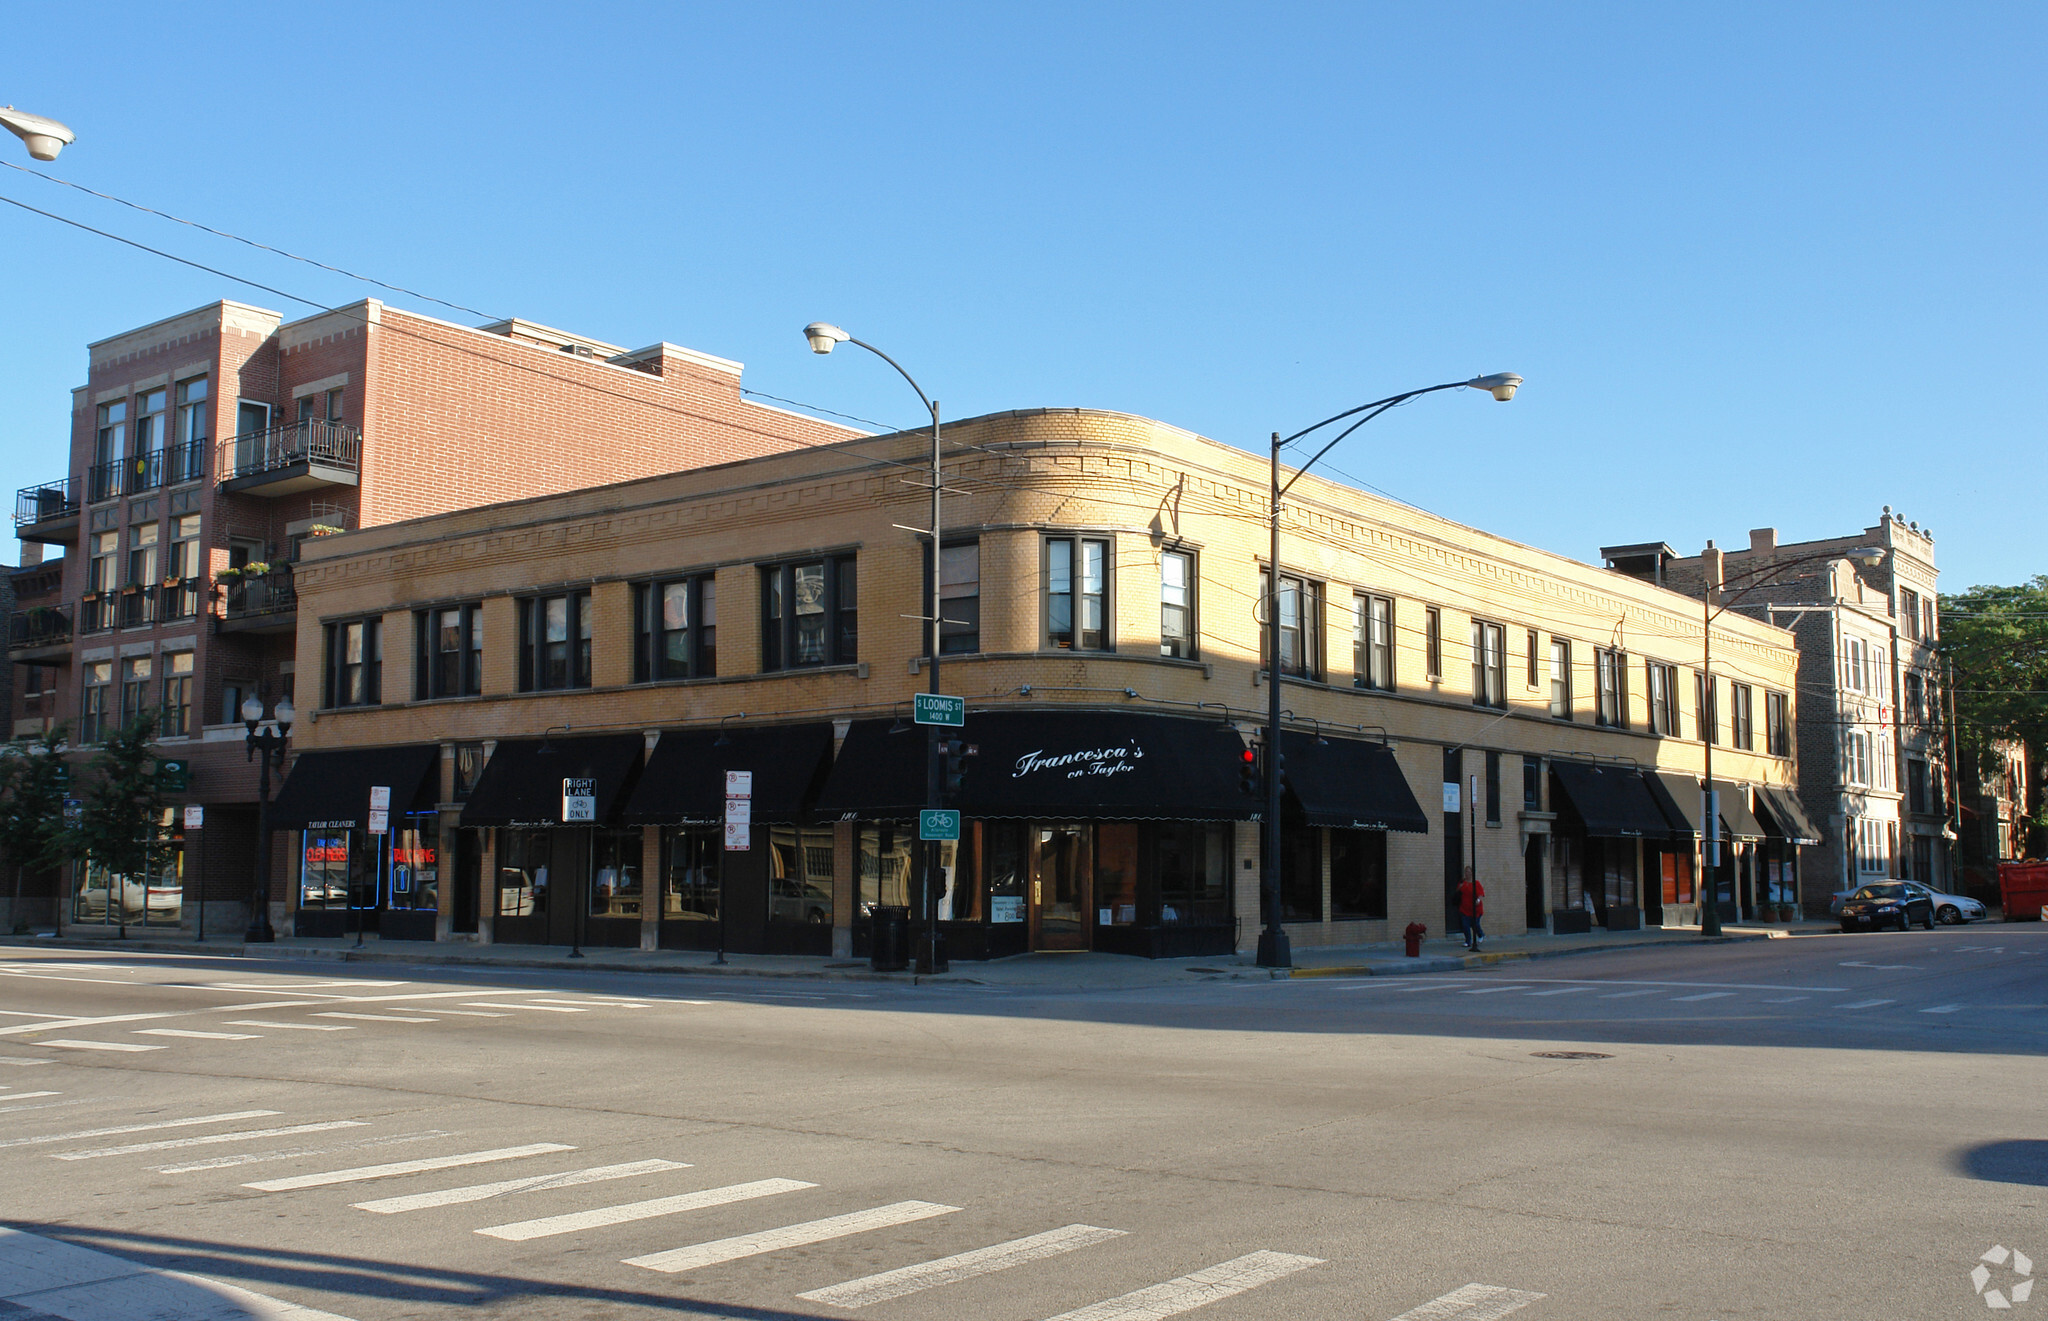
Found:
158,1129 -> 451,1174
134,1028 -> 263,1040
1837,999 -> 1896,1010
462,1002 -> 584,1013
245,1142 -> 575,1191
0,1110 -> 279,1150
1388,1281 -> 1548,1320
797,1224 -> 1127,1308
1459,987 -> 1529,996
412,1009 -> 508,1017
1599,989 -> 1663,999
225,1020 -> 355,1031
1671,992 -> 1736,1002
38,1040 -> 164,1052
1037,1249 -> 1325,1321
481,1177 -> 813,1242
0,1012 -> 174,1038
625,1200 -> 958,1273
529,999 -> 643,1008
0,1056 -> 53,1066
1762,996 -> 1810,1004
1524,987 -> 1594,997
0,1091 -> 61,1103
314,1012 -> 440,1023
1920,1004 -> 1966,1014
356,1158 -> 690,1213
54,1120 -> 368,1161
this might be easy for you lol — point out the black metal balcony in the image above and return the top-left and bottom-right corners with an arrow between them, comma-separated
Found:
76,594 -> 116,635
216,420 -> 360,496
216,570 -> 297,635
8,604 -> 73,659
14,476 -> 80,544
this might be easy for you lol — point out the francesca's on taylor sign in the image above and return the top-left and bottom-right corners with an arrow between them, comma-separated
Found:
1012,741 -> 1145,780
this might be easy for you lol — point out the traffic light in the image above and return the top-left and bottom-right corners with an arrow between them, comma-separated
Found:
938,739 -> 977,800
1272,751 -> 1290,794
1237,744 -> 1262,797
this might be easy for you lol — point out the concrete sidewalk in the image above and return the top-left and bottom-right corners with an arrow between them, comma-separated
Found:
0,921 -> 1826,991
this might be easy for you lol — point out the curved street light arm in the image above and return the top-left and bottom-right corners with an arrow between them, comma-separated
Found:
844,337 -> 935,420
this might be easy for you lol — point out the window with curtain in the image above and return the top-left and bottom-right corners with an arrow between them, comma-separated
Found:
1160,549 -> 1195,660
1646,661 -> 1678,735
1261,569 -> 1321,679
325,617 -> 382,707
761,557 -> 857,670
1471,620 -> 1505,708
1354,593 -> 1392,690
518,592 -> 591,690
416,603 -> 483,699
635,575 -> 716,681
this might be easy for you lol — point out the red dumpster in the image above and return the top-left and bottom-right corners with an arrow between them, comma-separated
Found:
1997,861 -> 2048,921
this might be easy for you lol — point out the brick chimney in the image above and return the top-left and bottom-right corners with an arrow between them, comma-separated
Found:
1749,527 -> 1777,554
1703,541 -> 1726,604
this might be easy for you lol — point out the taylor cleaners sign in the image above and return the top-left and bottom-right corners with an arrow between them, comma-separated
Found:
1012,741 -> 1146,781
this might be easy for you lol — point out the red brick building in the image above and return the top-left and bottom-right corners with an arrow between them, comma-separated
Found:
6,298 -> 852,932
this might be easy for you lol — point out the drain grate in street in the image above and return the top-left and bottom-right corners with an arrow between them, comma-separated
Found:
1531,1051 -> 1614,1060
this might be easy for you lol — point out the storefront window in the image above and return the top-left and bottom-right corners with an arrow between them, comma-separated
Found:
858,824 -> 913,915
300,832 -> 351,910
663,825 -> 720,921
1280,824 -> 1322,922
74,810 -> 183,926
1156,822 -> 1228,926
768,825 -> 833,925
1094,824 -> 1141,927
938,830 -> 981,922
1329,829 -> 1387,920
1657,849 -> 1695,905
389,821 -> 439,912
985,822 -> 1026,925
497,829 -> 551,917
591,828 -> 643,919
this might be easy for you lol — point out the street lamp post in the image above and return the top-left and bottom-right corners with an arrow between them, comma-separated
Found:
1257,373 -> 1522,968
1696,545 -> 1881,936
805,323 -> 949,975
241,694 -> 293,943
0,105 -> 76,161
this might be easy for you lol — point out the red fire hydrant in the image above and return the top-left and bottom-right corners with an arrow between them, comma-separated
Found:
1404,922 -> 1427,957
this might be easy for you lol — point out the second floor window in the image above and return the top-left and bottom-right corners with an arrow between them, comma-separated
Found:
1646,661 -> 1679,736
1261,570 -> 1321,679
161,651 -> 194,738
417,604 -> 483,699
1843,636 -> 1868,693
940,543 -> 980,655
1596,647 -> 1628,728
325,617 -> 383,707
1731,683 -> 1754,749
634,576 -> 716,681
1354,593 -> 1392,691
1846,730 -> 1871,786
1471,620 -> 1506,708
121,656 -> 153,727
762,557 -> 856,670
95,400 -> 126,467
1425,607 -> 1443,679
81,662 -> 112,743
1766,690 -> 1790,756
1696,672 -> 1718,745
1907,757 -> 1929,814
1549,638 -> 1571,719
1905,670 -> 1926,724
1047,537 -> 1109,651
127,520 -> 158,586
520,592 -> 592,690
175,376 -> 209,473
1161,550 -> 1195,660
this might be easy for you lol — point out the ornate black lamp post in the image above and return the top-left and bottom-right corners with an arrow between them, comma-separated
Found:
241,693 -> 293,943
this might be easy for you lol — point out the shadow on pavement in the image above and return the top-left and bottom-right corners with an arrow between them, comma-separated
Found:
8,1221 -> 844,1320
1956,1140 -> 2048,1186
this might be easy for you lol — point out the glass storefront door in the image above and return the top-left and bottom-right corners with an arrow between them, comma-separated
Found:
1029,824 -> 1092,951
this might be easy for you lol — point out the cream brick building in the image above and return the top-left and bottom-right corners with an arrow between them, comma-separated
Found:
278,406 -> 1818,958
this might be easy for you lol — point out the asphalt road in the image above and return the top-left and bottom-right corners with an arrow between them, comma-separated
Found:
0,929 -> 2043,1320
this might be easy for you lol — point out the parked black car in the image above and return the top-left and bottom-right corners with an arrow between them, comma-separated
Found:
1838,882 -> 1935,932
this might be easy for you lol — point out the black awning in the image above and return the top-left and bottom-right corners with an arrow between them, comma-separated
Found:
817,710 -> 1254,821
622,724 -> 836,825
1281,733 -> 1428,833
1645,772 -> 1705,836
1712,780 -> 1768,841
270,745 -> 439,831
458,733 -> 645,828
1754,786 -> 1824,845
1549,762 -> 1675,839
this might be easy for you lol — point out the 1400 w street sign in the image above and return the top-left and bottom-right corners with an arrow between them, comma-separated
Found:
913,694 -> 965,727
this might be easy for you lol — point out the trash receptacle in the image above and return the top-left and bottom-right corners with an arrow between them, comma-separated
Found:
870,906 -> 910,972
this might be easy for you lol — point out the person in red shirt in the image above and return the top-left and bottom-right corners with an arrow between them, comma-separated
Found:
1457,866 -> 1485,951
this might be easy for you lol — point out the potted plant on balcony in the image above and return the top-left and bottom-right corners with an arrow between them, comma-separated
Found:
242,561 -> 271,577
306,523 -> 345,537
213,565 -> 243,582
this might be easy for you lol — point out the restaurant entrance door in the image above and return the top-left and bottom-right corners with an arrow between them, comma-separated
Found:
1029,824 -> 1091,951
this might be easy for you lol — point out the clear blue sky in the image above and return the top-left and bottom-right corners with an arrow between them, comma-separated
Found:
3,3 -> 2041,588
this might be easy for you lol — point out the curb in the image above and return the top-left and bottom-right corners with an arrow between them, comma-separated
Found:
1288,929 -> 1783,979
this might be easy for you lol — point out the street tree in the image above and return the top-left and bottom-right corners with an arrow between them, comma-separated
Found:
0,724 -> 71,933
76,711 -> 172,933
1938,576 -> 2048,849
